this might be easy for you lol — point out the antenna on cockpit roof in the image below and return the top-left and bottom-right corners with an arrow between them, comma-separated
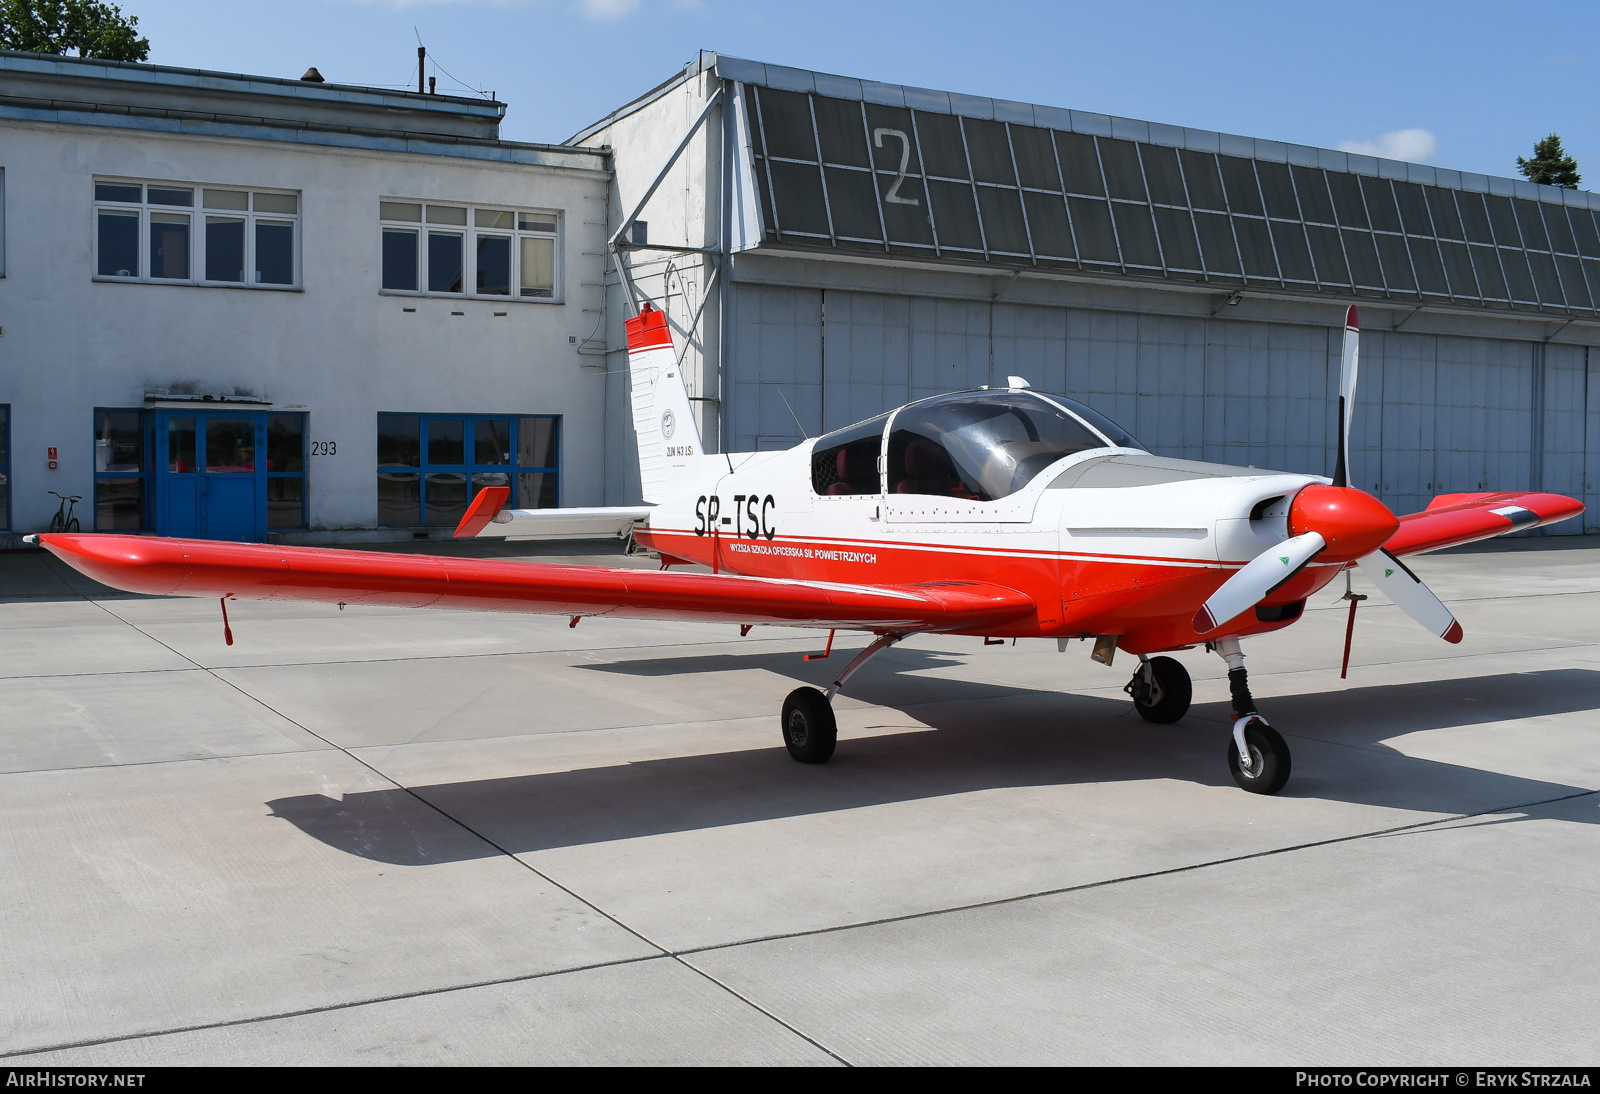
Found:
1006,375 -> 1032,390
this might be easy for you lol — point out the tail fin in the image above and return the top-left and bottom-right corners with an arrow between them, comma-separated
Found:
626,302 -> 704,503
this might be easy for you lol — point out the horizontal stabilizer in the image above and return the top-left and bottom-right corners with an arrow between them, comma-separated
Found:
464,504 -> 653,541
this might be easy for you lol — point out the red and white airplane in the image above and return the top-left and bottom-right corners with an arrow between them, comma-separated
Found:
32,305 -> 1583,794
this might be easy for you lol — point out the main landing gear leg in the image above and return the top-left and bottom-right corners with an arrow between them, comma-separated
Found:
781,633 -> 902,764
1213,638 -> 1291,795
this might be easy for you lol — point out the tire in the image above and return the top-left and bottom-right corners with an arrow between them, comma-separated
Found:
1128,656 -> 1192,724
1227,720 -> 1291,795
66,517 -> 79,533
49,512 -> 63,533
781,686 -> 837,764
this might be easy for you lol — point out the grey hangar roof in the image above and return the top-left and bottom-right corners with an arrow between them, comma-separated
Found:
595,53 -> 1600,321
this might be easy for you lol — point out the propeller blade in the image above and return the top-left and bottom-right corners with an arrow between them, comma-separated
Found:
1354,548 -> 1463,643
1195,531 -> 1327,634
1331,305 -> 1359,488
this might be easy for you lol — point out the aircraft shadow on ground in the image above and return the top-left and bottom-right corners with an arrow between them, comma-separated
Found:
267,660 -> 1600,865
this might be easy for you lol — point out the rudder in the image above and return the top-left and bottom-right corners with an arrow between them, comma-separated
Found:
625,302 -> 703,503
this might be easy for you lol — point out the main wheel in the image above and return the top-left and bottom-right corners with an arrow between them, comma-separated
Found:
1227,720 -> 1291,795
1128,656 -> 1192,724
781,686 -> 837,764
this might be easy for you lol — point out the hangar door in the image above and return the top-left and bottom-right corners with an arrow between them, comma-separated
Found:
727,283 -> 1598,532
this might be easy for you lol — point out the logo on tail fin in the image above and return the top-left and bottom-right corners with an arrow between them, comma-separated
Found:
661,409 -> 676,440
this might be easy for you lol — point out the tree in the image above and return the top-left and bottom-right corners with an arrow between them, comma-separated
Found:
0,0 -> 149,62
1516,133 -> 1581,189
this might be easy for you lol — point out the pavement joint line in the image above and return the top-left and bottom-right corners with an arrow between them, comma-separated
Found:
0,667 -> 214,682
0,953 -> 667,1060
0,640 -> 1547,686
0,744 -> 344,779
1296,587 -> 1600,611
73,593 -> 853,1066
670,788 -> 1600,960
70,636 -> 859,674
669,957 -> 852,1067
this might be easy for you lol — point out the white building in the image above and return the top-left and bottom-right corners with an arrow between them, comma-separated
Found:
0,49 -> 610,541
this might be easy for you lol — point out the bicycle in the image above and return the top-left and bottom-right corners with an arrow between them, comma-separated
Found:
48,492 -> 82,533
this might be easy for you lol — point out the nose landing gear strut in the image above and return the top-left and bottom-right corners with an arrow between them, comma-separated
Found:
1213,638 -> 1291,794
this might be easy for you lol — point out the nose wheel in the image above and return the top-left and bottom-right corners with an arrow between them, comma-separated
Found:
1212,638 -> 1292,794
1227,716 -> 1291,794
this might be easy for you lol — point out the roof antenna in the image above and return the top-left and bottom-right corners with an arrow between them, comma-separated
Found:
776,386 -> 811,439
414,27 -> 425,95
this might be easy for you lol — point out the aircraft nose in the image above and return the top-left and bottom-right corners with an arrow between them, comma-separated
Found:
1289,484 -> 1399,562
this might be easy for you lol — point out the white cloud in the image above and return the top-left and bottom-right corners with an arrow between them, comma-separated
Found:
579,0 -> 641,19
1337,128 -> 1438,163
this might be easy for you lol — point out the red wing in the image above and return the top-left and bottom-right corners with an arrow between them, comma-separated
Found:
1385,491 -> 1584,556
38,534 -> 1034,633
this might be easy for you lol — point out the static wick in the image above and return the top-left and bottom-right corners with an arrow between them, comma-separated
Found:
569,615 -> 581,629
220,597 -> 234,646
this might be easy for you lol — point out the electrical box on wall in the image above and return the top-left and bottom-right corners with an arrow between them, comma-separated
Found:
47,446 -> 57,470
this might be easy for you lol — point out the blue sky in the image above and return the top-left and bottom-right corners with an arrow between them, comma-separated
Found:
121,0 -> 1596,185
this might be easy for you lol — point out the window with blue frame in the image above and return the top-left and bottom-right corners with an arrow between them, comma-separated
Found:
94,408 -> 151,530
266,412 -> 306,528
376,413 -> 559,527
0,405 -> 9,531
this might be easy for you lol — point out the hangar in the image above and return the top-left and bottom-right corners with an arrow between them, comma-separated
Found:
0,49 -> 1596,540
580,54 -> 1600,533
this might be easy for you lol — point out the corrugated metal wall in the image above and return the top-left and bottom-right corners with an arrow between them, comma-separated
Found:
725,282 -> 1596,530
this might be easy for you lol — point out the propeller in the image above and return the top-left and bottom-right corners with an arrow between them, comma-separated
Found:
1193,531 -> 1325,635
1332,303 -> 1359,488
1194,306 -> 1465,649
1355,548 -> 1462,643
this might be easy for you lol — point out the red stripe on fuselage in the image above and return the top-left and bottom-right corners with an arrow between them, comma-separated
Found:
636,526 -> 1339,652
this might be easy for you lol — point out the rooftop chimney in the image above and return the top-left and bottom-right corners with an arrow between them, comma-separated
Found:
300,67 -> 324,83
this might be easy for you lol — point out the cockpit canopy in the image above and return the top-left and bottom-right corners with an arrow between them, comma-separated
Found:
810,391 -> 1145,501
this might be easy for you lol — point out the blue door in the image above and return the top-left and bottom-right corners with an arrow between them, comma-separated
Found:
155,411 -> 266,541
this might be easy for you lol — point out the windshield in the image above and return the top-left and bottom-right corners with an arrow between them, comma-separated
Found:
887,391 -> 1113,501
1040,395 -> 1146,452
